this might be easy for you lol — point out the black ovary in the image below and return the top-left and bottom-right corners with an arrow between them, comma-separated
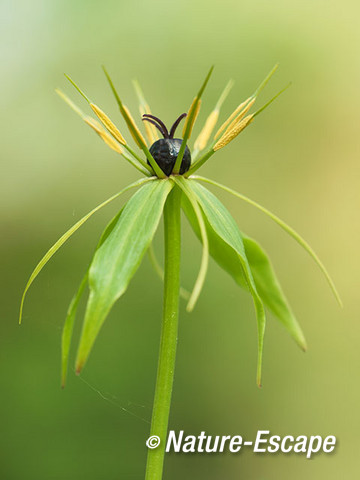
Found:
149,138 -> 191,176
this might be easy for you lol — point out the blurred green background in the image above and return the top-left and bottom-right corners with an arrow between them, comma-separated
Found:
1,0 -> 359,478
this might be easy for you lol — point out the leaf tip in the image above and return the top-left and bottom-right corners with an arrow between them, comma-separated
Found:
256,369 -> 262,388
296,331 -> 307,352
61,369 -> 67,388
336,294 -> 343,308
75,361 -> 83,375
186,301 -> 195,313
299,334 -> 308,352
102,65 -> 114,90
19,298 -> 25,325
257,356 -> 263,388
197,65 -> 215,98
64,74 -> 91,104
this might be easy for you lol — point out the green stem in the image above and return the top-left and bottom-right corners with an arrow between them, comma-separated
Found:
145,186 -> 181,480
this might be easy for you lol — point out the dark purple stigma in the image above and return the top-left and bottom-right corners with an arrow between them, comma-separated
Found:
142,113 -> 191,176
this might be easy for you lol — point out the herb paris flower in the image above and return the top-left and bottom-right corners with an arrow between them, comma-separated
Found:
19,65 -> 341,480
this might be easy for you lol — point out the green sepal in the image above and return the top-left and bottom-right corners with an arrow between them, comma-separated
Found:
182,191 -> 306,350
242,236 -> 306,350
193,175 -> 342,307
172,66 -> 214,174
102,67 -> 165,178
75,179 -> 173,373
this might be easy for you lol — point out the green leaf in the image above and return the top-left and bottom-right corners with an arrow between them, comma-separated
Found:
19,177 -> 154,325
243,236 -> 306,350
61,209 -> 123,388
193,175 -> 342,307
173,177 -> 209,312
182,192 -> 247,286
183,179 -> 266,386
182,190 -> 306,351
75,179 -> 173,373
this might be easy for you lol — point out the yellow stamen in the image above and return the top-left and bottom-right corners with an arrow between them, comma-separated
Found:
84,117 -> 123,154
182,98 -> 202,139
214,96 -> 253,139
222,97 -> 255,137
90,104 -> 126,145
122,105 -> 147,148
213,114 -> 254,151
194,110 -> 219,152
57,90 -> 122,154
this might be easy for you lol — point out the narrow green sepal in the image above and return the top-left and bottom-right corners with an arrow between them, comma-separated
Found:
197,65 -> 215,98
253,82 -> 291,118
182,179 -> 266,386
193,176 -> 342,307
102,66 -> 165,178
252,63 -> 279,98
173,66 -> 214,174
173,177 -> 209,311
19,178 -> 153,325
